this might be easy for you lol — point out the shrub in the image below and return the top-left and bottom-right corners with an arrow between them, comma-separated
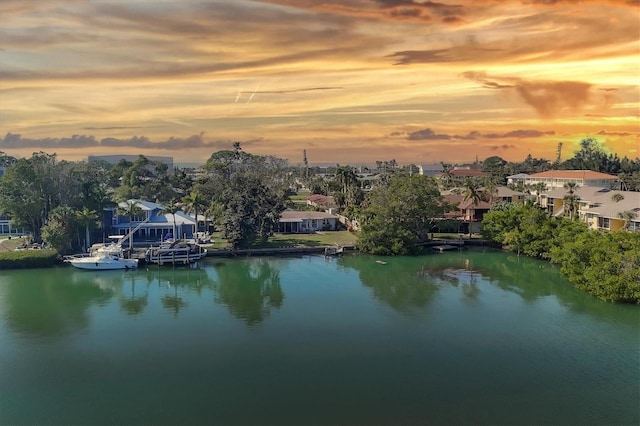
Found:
0,250 -> 60,269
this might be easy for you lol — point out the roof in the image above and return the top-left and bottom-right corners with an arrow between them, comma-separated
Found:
458,199 -> 492,210
448,169 -> 488,177
280,210 -> 339,221
119,199 -> 164,211
418,164 -> 444,171
527,170 -> 617,180
486,186 -> 525,197
307,194 -> 336,205
507,173 -> 530,179
544,187 -> 640,219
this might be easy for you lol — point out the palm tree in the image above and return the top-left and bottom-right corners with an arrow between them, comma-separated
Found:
562,181 -> 579,220
617,210 -> 637,231
161,199 -> 181,241
116,200 -> 144,249
563,194 -> 580,220
182,190 -> 206,235
483,178 -> 499,206
611,193 -> 625,203
75,207 -> 98,251
532,182 -> 547,205
564,181 -> 578,195
462,178 -> 483,236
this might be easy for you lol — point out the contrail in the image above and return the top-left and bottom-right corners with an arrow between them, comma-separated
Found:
247,83 -> 261,104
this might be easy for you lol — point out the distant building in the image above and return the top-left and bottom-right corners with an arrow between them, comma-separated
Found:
506,173 -> 529,186
88,155 -> 174,169
418,163 -> 444,177
524,170 -> 617,189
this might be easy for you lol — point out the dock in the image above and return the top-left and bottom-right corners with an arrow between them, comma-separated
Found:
431,244 -> 460,253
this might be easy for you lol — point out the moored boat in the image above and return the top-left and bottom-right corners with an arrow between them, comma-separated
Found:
65,245 -> 138,270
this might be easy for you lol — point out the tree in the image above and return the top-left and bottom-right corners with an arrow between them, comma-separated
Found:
481,156 -> 508,183
617,210 -> 637,231
461,177 -> 484,236
563,182 -> 579,220
357,175 -> 445,255
161,200 -> 182,241
116,200 -> 144,249
75,207 -> 98,251
182,191 -> 206,234
221,175 -> 286,249
611,193 -> 624,203
41,206 -> 76,254
531,182 -> 547,205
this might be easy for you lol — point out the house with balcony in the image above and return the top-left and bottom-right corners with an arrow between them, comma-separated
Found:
541,187 -> 640,231
105,199 -> 198,243
524,170 -> 617,190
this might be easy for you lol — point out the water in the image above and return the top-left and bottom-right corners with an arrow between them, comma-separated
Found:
0,249 -> 638,425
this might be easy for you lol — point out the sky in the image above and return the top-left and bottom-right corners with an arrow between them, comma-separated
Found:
0,0 -> 638,166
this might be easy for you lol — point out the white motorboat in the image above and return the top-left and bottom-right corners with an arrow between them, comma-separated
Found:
65,245 -> 138,270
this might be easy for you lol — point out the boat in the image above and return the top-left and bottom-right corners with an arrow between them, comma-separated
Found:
145,240 -> 207,266
65,244 -> 138,270
64,216 -> 150,270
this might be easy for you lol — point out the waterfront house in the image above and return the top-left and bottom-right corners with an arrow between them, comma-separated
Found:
278,210 -> 340,233
524,170 -> 617,190
105,199 -> 198,243
541,187 -> 640,231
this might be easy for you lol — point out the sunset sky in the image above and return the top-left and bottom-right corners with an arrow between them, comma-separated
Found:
1,0 -> 638,166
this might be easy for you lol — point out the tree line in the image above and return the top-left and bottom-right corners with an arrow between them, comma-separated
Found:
482,203 -> 640,303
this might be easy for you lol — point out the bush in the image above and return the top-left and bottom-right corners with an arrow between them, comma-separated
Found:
0,250 -> 60,269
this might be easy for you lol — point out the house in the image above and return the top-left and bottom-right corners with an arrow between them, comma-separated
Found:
541,187 -> 640,231
307,194 -> 337,212
105,199 -> 197,243
441,186 -> 525,234
278,210 -> 340,233
418,163 -> 444,177
524,170 -> 617,190
506,173 -> 529,186
440,168 -> 489,185
0,213 -> 27,236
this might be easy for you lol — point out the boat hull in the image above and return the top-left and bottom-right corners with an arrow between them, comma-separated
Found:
68,257 -> 138,270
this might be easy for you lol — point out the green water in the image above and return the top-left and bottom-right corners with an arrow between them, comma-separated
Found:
0,249 -> 638,425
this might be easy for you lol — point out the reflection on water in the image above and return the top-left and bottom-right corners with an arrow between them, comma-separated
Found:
0,251 -> 638,426
214,257 -> 284,325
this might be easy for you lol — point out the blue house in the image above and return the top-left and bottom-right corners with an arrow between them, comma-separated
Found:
105,199 -> 198,244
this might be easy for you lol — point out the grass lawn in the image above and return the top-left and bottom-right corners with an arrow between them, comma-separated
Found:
252,231 -> 358,248
0,236 -> 28,252
205,230 -> 358,250
288,190 -> 311,207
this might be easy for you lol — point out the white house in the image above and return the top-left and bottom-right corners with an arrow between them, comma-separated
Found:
278,210 -> 340,233
524,170 -> 617,189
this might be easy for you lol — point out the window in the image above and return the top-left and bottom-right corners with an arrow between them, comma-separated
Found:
598,217 -> 610,229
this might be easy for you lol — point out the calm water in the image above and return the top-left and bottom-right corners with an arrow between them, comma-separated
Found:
0,250 -> 638,425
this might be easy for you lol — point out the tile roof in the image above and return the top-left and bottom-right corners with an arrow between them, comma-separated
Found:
544,187 -> 640,219
528,170 -> 617,180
